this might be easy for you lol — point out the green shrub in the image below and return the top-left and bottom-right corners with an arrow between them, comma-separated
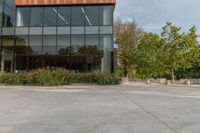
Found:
0,72 -> 11,84
114,66 -> 124,77
0,68 -> 121,86
95,72 -> 121,85
25,68 -> 71,86
5,73 -> 24,85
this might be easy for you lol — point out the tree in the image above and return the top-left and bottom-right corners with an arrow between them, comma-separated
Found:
133,32 -> 168,79
115,19 -> 143,77
161,22 -> 199,83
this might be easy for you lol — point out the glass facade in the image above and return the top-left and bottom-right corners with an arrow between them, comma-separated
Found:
0,0 -> 114,73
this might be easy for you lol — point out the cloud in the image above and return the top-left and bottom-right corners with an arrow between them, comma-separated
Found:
115,0 -> 200,34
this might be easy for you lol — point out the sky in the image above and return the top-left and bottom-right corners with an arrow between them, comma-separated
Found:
114,0 -> 200,34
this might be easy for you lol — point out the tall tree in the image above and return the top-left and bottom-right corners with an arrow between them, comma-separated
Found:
161,22 -> 199,83
133,32 -> 168,79
115,19 -> 143,77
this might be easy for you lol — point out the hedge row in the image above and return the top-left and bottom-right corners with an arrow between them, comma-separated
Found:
0,68 -> 121,86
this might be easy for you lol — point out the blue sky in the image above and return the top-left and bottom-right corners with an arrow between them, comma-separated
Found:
114,0 -> 200,34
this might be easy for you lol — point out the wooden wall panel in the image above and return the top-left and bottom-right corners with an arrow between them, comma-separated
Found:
16,0 -> 116,6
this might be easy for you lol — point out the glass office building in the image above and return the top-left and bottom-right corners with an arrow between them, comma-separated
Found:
0,0 -> 115,73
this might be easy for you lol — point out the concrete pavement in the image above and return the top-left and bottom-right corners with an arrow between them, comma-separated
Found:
0,85 -> 200,133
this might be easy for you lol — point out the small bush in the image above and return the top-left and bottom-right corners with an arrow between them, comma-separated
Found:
0,72 -> 11,84
25,68 -> 71,86
5,73 -> 24,85
95,72 -> 121,85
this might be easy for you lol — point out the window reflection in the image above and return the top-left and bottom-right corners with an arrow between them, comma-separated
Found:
3,0 -> 16,27
1,36 -> 14,72
44,7 -> 57,27
2,36 -> 14,54
0,0 -> 3,26
71,35 -> 85,55
57,7 -> 71,26
15,55 -> 27,72
43,35 -> 56,55
100,6 -> 113,26
57,35 -> 70,55
85,35 -> 101,72
16,8 -> 30,27
28,56 -> 42,70
72,6 -> 85,26
30,7 -> 43,27
15,35 -> 29,54
85,35 -> 99,56
29,36 -> 42,55
100,35 -> 113,73
85,6 -> 99,26
57,55 -> 70,70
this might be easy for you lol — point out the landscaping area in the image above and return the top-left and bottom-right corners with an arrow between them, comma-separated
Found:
0,68 -> 121,86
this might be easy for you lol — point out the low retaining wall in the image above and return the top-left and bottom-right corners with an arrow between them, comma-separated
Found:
129,78 -> 200,85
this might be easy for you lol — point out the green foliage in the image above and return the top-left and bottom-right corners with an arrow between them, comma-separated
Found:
0,68 -> 121,86
70,72 -> 121,85
114,66 -> 124,77
25,68 -> 70,86
132,32 -> 169,79
94,72 -> 121,85
0,72 -> 11,84
161,22 -> 200,81
5,74 -> 24,85
130,22 -> 200,80
115,19 -> 143,76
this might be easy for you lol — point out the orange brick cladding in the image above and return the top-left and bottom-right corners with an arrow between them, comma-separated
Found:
16,0 -> 116,6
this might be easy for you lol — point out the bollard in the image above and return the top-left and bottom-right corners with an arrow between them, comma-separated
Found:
167,80 -> 171,85
186,80 -> 191,85
146,79 -> 151,84
121,77 -> 129,85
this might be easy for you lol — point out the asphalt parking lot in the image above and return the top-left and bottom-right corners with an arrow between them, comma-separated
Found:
0,84 -> 200,133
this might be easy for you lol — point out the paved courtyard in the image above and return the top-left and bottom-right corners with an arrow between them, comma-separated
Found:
0,84 -> 200,133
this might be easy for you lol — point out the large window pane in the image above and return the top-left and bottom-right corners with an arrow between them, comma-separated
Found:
1,36 -> 14,72
85,35 -> 99,56
15,55 -> 27,72
2,35 -> 14,54
57,35 -> 70,55
43,35 -> 56,55
44,7 -> 57,27
29,36 -> 42,55
0,0 -> 3,27
85,35 -> 100,72
72,6 -> 85,26
16,8 -> 30,27
57,7 -> 71,26
71,35 -> 84,55
15,35 -> 28,54
100,35 -> 113,73
100,6 -> 113,26
85,6 -> 99,26
28,56 -> 42,70
43,55 -> 57,68
30,7 -> 43,27
57,55 -> 70,70
3,0 -> 16,27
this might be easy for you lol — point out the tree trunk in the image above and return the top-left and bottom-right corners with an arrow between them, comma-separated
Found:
171,69 -> 175,84
124,66 -> 127,77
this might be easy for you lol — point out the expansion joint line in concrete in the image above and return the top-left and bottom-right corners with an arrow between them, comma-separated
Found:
117,89 -> 179,133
